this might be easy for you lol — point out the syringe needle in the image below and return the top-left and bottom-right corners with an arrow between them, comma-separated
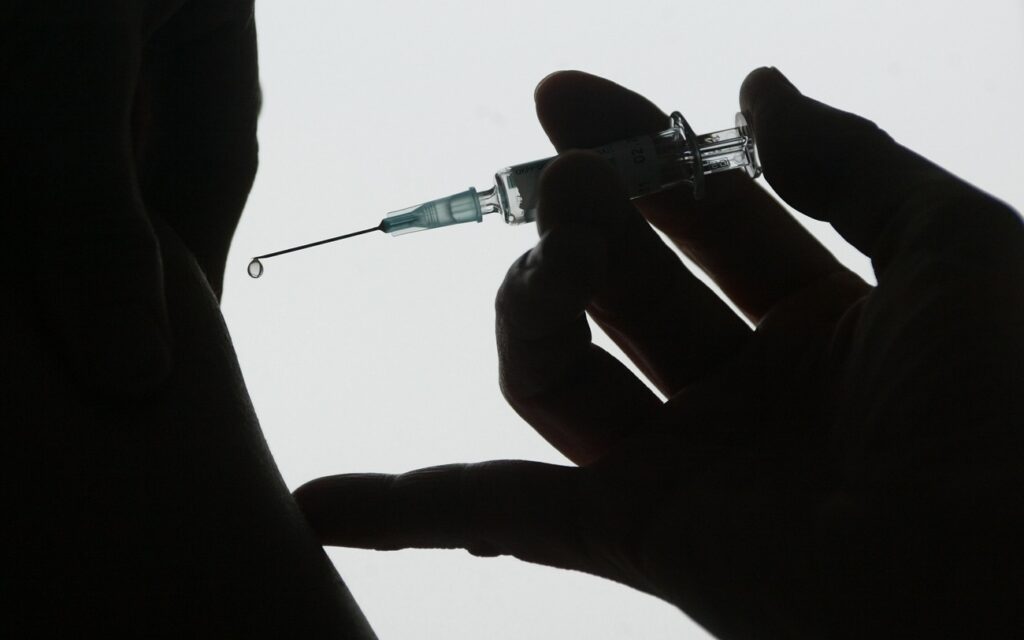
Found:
247,223 -> 383,278
253,223 -> 383,260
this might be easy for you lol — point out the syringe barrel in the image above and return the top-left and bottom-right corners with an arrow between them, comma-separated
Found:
494,112 -> 759,225
382,187 -> 483,235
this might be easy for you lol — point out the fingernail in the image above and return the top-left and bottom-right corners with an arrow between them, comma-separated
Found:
74,303 -> 172,394
534,70 -> 565,101
768,66 -> 799,92
740,67 -> 800,117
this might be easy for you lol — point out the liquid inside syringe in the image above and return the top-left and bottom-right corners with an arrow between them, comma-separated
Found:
248,111 -> 759,278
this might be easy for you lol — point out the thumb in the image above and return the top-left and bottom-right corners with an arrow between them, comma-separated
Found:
739,67 -> 975,262
293,461 -> 599,573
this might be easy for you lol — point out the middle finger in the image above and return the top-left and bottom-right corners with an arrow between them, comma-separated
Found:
535,151 -> 750,397
535,70 -> 858,325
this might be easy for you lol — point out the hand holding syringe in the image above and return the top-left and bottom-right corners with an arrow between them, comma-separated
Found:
248,111 -> 759,278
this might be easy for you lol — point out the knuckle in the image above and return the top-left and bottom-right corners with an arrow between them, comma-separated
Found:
497,365 -> 531,409
462,461 -> 524,537
494,250 -> 534,319
906,186 -> 1021,250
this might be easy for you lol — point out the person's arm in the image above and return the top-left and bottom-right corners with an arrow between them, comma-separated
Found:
294,69 -> 1024,637
3,219 -> 374,636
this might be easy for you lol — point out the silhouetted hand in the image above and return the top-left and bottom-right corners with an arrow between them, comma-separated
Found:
295,69 -> 1024,638
1,1 -> 259,393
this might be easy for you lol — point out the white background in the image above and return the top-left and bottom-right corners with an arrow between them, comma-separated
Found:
225,2 -> 1024,638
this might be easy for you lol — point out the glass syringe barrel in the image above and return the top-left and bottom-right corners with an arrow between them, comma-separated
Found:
382,111 -> 759,234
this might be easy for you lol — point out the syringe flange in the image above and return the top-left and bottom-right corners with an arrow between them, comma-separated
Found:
671,111 -> 705,200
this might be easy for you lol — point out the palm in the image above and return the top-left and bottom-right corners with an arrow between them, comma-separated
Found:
580,269 -> 866,597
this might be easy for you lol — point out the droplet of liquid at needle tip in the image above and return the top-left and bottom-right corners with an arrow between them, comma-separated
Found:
247,223 -> 383,279
247,258 -> 264,278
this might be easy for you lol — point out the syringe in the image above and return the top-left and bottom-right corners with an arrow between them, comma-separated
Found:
247,111 -> 759,278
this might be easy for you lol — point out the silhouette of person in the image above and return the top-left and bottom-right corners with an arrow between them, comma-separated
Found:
3,3 -> 372,636
4,3 -> 1022,637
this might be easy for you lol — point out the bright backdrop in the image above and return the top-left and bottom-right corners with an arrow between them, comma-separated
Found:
225,2 -> 1024,638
